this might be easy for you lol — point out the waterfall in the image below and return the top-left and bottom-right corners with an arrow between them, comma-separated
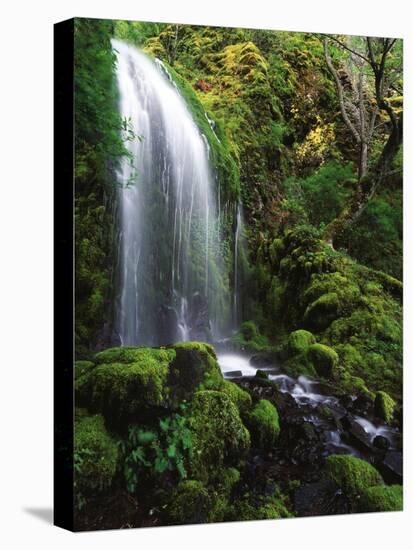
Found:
112,40 -> 231,346
232,202 -> 244,328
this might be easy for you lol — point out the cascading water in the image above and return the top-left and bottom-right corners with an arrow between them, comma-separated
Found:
112,40 -> 231,346
232,202 -> 242,328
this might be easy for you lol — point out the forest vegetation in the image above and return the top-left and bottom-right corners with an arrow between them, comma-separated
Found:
72,18 -> 403,529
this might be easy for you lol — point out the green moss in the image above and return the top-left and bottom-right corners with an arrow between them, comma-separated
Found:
307,343 -> 338,378
188,390 -> 250,483
374,391 -> 396,424
166,480 -> 211,524
228,494 -> 292,521
287,329 -> 315,356
75,360 -> 96,407
325,455 -> 384,499
247,399 -> 280,449
304,292 -> 340,330
74,412 -> 119,494
231,321 -> 271,352
169,342 -> 224,398
89,347 -> 175,420
222,380 -> 252,413
217,467 -> 241,496
358,485 -> 403,513
75,360 -> 95,378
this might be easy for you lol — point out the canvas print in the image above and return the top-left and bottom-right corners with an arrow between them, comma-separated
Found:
66,17 -> 403,530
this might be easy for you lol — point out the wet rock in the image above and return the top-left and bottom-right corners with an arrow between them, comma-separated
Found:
373,435 -> 390,450
339,415 -> 375,453
95,323 -> 121,352
352,394 -> 373,416
249,352 -> 277,368
339,394 -> 355,410
188,292 -> 211,341
158,304 -> 180,343
377,451 -> 403,484
255,369 -> 269,380
225,370 -> 243,379
294,479 -> 350,517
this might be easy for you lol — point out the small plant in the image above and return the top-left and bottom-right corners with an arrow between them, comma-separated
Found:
120,406 -> 193,493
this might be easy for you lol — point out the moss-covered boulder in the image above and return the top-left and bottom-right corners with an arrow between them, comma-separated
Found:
358,485 -> 403,513
88,347 -> 175,422
188,390 -> 250,483
166,480 -> 211,524
288,329 -> 316,356
374,391 -> 396,424
325,455 -> 384,499
167,342 -> 223,402
307,343 -> 338,378
247,399 -> 280,449
222,380 -> 252,413
74,412 -> 119,495
227,495 -> 292,521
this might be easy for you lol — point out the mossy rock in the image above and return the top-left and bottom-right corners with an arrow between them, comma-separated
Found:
74,412 -> 119,494
227,495 -> 292,521
247,399 -> 280,450
325,455 -> 383,500
222,380 -> 252,413
167,342 -> 223,402
374,391 -> 396,424
188,390 -> 250,483
358,485 -> 403,513
75,360 -> 96,407
231,321 -> 271,352
166,480 -> 211,525
88,347 -> 175,422
75,360 -> 95,379
287,329 -> 316,356
304,292 -> 340,330
307,343 -> 338,378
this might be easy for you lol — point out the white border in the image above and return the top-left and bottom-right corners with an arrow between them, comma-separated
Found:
0,1 -> 410,548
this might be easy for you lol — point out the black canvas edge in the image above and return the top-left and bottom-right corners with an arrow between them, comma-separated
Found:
54,17 -> 75,532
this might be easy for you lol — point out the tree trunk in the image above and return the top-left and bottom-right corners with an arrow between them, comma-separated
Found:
323,115 -> 402,246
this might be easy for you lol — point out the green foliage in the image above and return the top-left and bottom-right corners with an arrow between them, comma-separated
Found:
358,485 -> 403,513
231,320 -> 271,352
325,455 -> 383,500
283,161 -> 356,231
74,18 -> 130,354
120,408 -> 193,493
247,399 -> 280,449
74,412 -> 119,508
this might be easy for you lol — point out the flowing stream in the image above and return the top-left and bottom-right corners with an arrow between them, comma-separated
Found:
112,40 -> 232,346
217,353 -> 401,459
